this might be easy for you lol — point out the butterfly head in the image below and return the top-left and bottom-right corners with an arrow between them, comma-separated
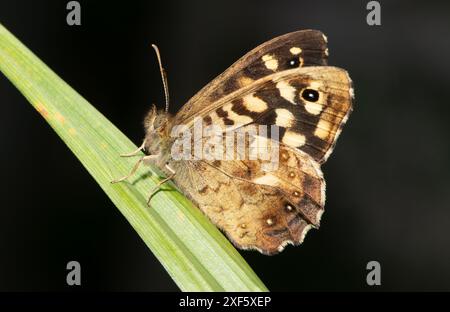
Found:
143,104 -> 172,156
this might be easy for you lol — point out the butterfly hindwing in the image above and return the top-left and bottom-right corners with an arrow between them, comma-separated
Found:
167,144 -> 324,254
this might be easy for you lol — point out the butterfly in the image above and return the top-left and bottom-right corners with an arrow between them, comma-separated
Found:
115,30 -> 354,255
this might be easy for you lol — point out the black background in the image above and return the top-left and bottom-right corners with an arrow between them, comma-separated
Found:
1,0 -> 449,291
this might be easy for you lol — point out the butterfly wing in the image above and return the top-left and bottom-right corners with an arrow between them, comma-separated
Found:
162,31 -> 353,253
176,66 -> 353,163
167,144 -> 324,254
175,29 -> 329,124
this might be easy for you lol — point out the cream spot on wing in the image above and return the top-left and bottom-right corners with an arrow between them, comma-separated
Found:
238,76 -> 254,87
341,111 -> 350,124
277,240 -> 294,252
322,34 -> 328,43
316,209 -> 324,224
314,119 -> 332,139
289,47 -> 302,55
243,93 -> 268,112
276,81 -> 297,104
253,174 -> 279,186
304,102 -> 323,115
275,108 -> 295,127
262,54 -> 278,71
324,48 -> 329,56
300,224 -> 313,242
282,131 -> 306,147
208,111 -> 226,128
223,103 -> 253,124
266,218 -> 274,226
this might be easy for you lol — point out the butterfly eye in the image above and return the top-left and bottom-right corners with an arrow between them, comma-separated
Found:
301,89 -> 319,102
288,58 -> 300,68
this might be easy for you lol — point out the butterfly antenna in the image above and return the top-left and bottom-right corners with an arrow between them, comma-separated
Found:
151,44 -> 170,113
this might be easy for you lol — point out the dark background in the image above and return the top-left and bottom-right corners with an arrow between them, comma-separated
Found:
1,0 -> 449,291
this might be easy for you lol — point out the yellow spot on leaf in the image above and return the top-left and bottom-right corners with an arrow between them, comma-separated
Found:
69,128 -> 77,136
177,210 -> 185,221
35,103 -> 50,119
55,112 -> 65,124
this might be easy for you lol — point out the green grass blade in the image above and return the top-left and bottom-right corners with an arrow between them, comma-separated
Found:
0,23 -> 268,292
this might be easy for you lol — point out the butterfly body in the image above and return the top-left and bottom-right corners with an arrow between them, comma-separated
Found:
141,30 -> 353,255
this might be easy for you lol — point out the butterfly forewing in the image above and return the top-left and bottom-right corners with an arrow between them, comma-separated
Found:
180,66 -> 353,163
175,29 -> 329,125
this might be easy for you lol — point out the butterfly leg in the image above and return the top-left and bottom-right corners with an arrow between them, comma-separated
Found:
147,164 -> 176,205
119,140 -> 146,157
111,154 -> 157,183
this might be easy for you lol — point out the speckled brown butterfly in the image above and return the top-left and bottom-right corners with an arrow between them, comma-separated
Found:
114,30 -> 354,255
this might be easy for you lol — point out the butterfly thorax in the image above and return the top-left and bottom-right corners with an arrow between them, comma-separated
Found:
143,108 -> 174,167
